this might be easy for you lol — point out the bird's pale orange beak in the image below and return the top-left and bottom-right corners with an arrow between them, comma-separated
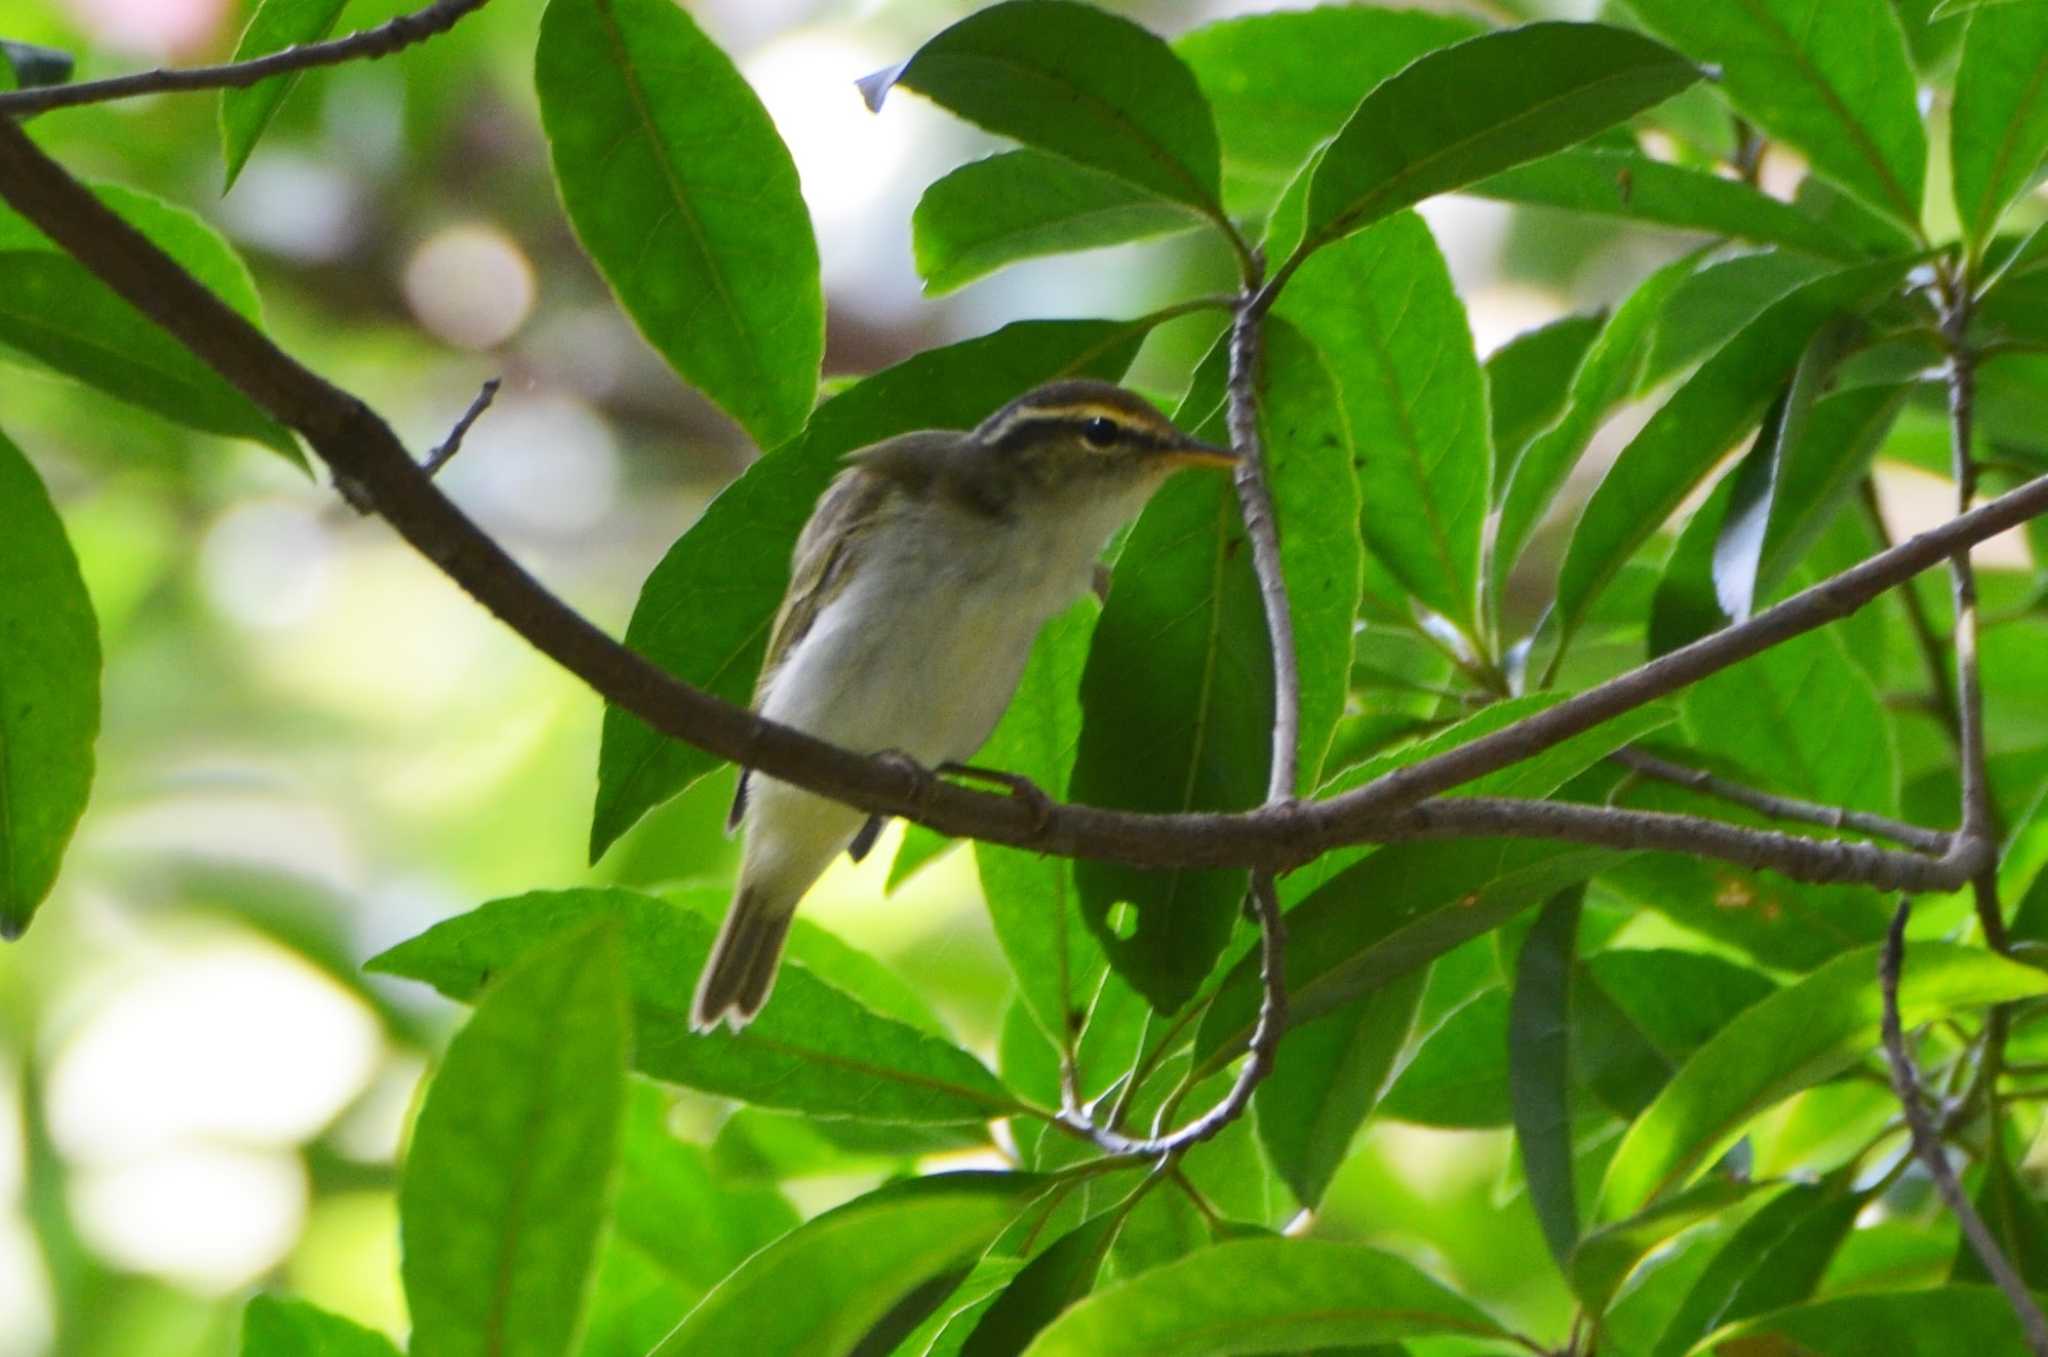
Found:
1160,437 -> 1237,470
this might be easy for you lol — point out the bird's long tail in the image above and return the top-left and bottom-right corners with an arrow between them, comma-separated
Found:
691,885 -> 796,1032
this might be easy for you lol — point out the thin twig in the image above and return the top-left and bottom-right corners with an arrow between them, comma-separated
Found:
1879,903 -> 2048,1357
1058,280 -> 1294,1157
1861,477 -> 1962,748
421,377 -> 501,478
1611,747 -> 1953,854
0,117 -> 2044,886
0,0 -> 492,116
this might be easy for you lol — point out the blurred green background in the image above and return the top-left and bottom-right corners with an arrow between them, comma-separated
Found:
0,0 -> 2026,1353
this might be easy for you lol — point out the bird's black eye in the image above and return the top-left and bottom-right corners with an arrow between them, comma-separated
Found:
1082,416 -> 1119,448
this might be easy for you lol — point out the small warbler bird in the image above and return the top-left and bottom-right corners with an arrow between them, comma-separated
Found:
691,379 -> 1236,1032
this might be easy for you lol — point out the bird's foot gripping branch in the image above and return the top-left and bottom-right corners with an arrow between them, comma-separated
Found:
10,0 -> 2048,1352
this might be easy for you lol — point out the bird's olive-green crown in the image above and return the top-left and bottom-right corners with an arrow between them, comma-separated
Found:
972,379 -> 1232,469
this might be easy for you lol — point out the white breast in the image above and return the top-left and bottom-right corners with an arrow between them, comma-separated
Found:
759,479 -> 1150,765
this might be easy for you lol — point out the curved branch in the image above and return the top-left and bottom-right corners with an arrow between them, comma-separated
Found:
0,117 -> 2040,889
1610,747 -> 1953,856
0,0 -> 492,117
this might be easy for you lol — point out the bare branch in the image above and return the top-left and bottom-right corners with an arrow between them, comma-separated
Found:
422,377 -> 501,479
0,0 -> 492,117
1,116 -> 2045,887
1880,903 -> 2048,1357
1611,747 -> 1953,855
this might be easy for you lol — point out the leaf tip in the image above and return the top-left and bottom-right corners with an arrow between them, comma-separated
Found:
855,63 -> 904,113
0,914 -> 25,942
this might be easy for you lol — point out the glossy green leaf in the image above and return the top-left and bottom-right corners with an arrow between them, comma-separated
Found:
589,319 -> 1147,860
1512,888 -> 1585,1268
1071,317 -> 1358,1012
1491,248 -> 1704,596
1701,1286 -> 2046,1354
1293,23 -> 1701,265
1683,626 -> 1898,814
1473,149 -> 1876,260
218,0 -> 349,190
1019,1238 -> 1511,1355
860,1 -> 1222,214
1275,211 -> 1486,631
1653,1177 -> 1861,1357
0,253 -> 296,458
961,1211 -> 1123,1357
976,601 -> 1109,1046
239,1296 -> 400,1357
1952,1 -> 2048,249
1486,311 -> 1605,490
1174,6 -> 1479,211
537,0 -> 821,449
1641,252 -> 1836,396
1624,0 -> 1926,228
650,1173 -> 1045,1357
1253,968 -> 1425,1208
913,151 -> 1205,295
578,1083 -> 797,1357
1570,1178 -> 1765,1316
400,925 -> 630,1357
1583,949 -> 1777,1065
1553,258 -> 1912,646
0,430 -> 97,940
1597,941 -> 2048,1219
710,1106 -> 986,1183
368,888 -> 1020,1122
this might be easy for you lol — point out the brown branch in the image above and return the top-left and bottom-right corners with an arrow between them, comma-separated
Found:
1611,747 -> 1953,855
0,116 -> 2040,890
1880,903 -> 2048,1357
0,0 -> 491,117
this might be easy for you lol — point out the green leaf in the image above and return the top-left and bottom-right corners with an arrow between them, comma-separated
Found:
961,1211 -> 1124,1357
913,151 -> 1204,295
1473,149 -> 1877,260
1682,626 -> 1898,814
1652,1177 -> 1861,1357
1274,211 -> 1487,632
1622,0 -> 1926,228
1071,317 -> 1359,1011
399,925 -> 631,1357
1293,23 -> 1702,264
579,1082 -> 796,1357
650,1173 -> 1045,1357
1490,248 -> 1705,597
1934,0 -> 2048,14
1596,941 -> 2048,1220
1511,888 -> 1586,1268
1702,1286 -> 2047,1354
218,0 -> 349,191
0,41 -> 70,89
368,888 -> 1020,1122
537,0 -> 821,449
589,319 -> 1148,860
0,252 -> 296,458
1570,1178 -> 1765,1316
239,1296 -> 399,1357
1552,257 -> 1913,647
710,1106 -> 987,1182
1953,1135 -> 2048,1288
1583,949 -> 1777,1066
1018,1238 -> 1512,1355
860,1 -> 1223,215
1951,0 -> 2048,250
1380,985 -> 1514,1128
1253,968 -> 1425,1209
1197,840 -> 1622,1072
0,429 -> 98,940
1174,6 -> 1480,212
976,601 -> 1110,1046
1487,311 -> 1606,488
